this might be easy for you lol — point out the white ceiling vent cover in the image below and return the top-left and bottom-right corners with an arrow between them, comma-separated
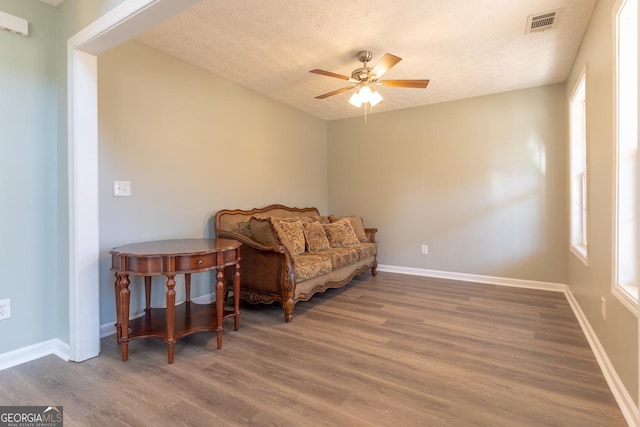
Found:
525,8 -> 564,34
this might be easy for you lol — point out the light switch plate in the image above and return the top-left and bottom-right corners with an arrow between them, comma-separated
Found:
0,299 -> 11,320
113,181 -> 131,197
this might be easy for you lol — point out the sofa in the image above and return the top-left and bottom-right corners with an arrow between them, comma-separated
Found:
215,204 -> 377,322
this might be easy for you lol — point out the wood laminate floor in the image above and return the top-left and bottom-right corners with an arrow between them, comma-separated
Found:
0,273 -> 627,426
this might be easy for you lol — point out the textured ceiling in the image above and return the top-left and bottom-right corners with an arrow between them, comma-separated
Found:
134,0 -> 596,121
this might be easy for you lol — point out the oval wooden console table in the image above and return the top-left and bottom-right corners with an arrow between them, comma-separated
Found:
110,238 -> 241,363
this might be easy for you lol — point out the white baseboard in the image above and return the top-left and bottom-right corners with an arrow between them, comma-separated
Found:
564,289 -> 639,427
0,339 -> 69,371
100,321 -> 118,338
377,264 -> 567,292
377,264 -> 638,426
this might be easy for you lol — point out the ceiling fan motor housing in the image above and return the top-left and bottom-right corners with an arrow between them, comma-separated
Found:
352,50 -> 375,82
356,50 -> 373,63
351,67 -> 373,82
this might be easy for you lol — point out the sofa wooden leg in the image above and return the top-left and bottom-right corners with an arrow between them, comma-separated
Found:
283,298 -> 294,322
371,263 -> 378,276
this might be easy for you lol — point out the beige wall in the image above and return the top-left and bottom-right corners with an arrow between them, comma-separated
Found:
97,40 -> 327,323
565,0 -> 638,404
90,1 -> 637,407
328,84 -> 568,284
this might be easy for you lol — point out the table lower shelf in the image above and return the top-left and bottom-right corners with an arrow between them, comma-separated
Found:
126,302 -> 236,343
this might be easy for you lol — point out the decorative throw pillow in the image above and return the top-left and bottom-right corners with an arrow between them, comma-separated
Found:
249,217 -> 280,246
274,216 -> 314,224
236,221 -> 252,237
272,219 -> 306,255
323,218 -> 360,247
329,215 -> 369,243
310,215 -> 331,224
302,221 -> 331,253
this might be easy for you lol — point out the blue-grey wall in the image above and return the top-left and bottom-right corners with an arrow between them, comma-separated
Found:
0,0 -> 129,353
0,0 -> 58,352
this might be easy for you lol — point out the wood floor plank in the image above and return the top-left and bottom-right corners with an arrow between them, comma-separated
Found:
0,272 -> 628,426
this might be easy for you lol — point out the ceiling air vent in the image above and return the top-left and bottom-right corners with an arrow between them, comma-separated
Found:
525,8 -> 563,34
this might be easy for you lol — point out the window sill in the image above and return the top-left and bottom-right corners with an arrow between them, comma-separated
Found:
613,283 -> 639,317
570,244 -> 589,267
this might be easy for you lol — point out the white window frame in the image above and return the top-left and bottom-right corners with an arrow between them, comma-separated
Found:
569,65 -> 589,266
612,0 -> 639,314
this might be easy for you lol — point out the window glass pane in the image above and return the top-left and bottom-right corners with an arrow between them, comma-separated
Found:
569,71 -> 588,262
613,0 -> 639,307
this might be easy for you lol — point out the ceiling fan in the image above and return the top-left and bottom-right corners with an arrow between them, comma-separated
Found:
310,50 -> 430,107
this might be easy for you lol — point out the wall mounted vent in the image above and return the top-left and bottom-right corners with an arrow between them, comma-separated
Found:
0,10 -> 28,36
525,8 -> 563,34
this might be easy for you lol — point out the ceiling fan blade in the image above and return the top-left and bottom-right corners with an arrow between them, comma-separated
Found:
370,53 -> 402,79
309,69 -> 351,81
379,79 -> 430,88
315,85 -> 356,99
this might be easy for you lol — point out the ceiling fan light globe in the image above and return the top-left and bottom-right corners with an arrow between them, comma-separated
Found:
349,92 -> 362,107
370,91 -> 383,107
359,85 -> 373,102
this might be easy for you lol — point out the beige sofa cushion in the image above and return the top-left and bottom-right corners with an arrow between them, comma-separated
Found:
354,242 -> 378,260
249,217 -> 280,246
277,216 -> 314,223
272,219 -> 306,255
310,215 -> 330,224
236,221 -> 252,237
302,221 -> 331,253
323,218 -> 360,247
292,253 -> 332,281
323,247 -> 360,269
329,215 -> 369,243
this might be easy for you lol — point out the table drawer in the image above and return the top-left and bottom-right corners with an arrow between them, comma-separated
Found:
175,253 -> 218,272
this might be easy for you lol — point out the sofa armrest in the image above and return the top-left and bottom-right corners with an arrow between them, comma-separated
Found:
217,230 -> 295,303
217,230 -> 286,254
364,227 -> 378,244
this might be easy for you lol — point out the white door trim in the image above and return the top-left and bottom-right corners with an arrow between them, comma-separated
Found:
67,0 -> 200,361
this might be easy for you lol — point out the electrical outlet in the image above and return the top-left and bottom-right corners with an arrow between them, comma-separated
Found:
0,299 -> 11,320
113,180 -> 131,197
421,244 -> 428,255
601,297 -> 606,320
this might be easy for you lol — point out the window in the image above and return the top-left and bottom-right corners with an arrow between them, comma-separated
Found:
569,67 -> 589,265
613,0 -> 639,312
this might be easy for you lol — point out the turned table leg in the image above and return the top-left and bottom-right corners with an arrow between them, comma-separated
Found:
119,274 -> 131,361
165,272 -> 176,364
144,276 -> 152,312
233,262 -> 240,331
185,273 -> 191,304
215,268 -> 224,349
114,273 -> 123,344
